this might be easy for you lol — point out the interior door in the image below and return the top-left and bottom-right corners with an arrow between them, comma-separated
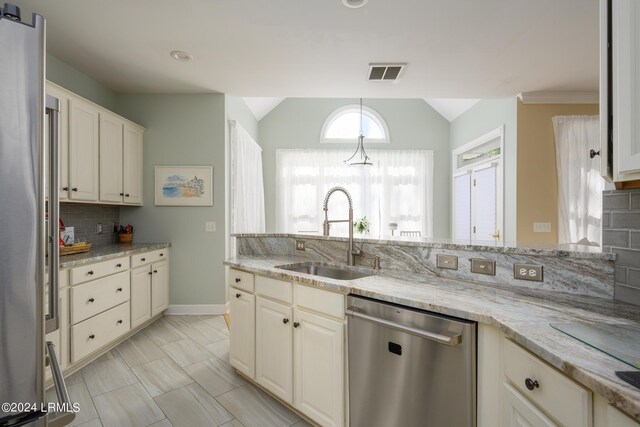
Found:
453,172 -> 472,240
69,97 -> 99,201
473,163 -> 500,242
99,112 -> 124,203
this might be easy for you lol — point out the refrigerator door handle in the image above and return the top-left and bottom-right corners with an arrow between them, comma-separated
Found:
46,341 -> 75,427
45,96 -> 60,335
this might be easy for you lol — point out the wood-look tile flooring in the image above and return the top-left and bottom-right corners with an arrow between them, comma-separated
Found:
47,315 -> 312,427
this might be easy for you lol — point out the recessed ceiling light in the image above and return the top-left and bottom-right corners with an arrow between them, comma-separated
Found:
342,0 -> 368,9
170,51 -> 193,61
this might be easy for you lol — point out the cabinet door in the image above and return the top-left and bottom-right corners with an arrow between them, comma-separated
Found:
256,296 -> 293,404
46,84 -> 70,200
130,266 -> 151,328
293,308 -> 344,427
502,383 -> 557,427
69,97 -> 99,201
229,288 -> 255,379
123,124 -> 143,205
151,261 -> 168,316
99,112 -> 124,203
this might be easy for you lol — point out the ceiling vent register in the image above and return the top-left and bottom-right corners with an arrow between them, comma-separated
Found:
367,63 -> 406,81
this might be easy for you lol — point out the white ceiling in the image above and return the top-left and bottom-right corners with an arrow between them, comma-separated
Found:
16,0 -> 599,98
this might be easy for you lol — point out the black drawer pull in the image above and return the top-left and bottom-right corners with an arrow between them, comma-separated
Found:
153,270 -> 158,274
148,272 -> 152,276
235,293 -> 241,298
125,193 -> 130,197
293,322 -> 300,328
72,187 -> 78,192
120,192 -> 124,196
116,263 -> 122,268
160,253 -> 164,256
88,298 -> 95,303
141,258 -> 146,261
589,149 -> 600,159
283,318 -> 289,324
235,278 -> 241,283
89,334 -> 95,340
116,287 -> 123,292
525,378 -> 540,391
87,271 -> 94,275
62,186 -> 69,191
117,320 -> 123,324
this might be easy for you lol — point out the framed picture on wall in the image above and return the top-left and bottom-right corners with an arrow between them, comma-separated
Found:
155,166 -> 213,206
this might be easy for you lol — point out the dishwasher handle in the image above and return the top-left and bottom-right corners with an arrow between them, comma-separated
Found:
346,307 -> 462,346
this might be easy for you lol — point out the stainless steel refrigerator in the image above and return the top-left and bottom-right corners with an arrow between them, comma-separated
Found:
0,3 -> 73,427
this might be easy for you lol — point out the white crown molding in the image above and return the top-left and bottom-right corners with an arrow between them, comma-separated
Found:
517,91 -> 599,104
165,304 -> 229,315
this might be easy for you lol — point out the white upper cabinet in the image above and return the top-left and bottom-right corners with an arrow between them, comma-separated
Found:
601,0 -> 640,182
99,112 -> 124,203
69,96 -> 99,201
46,83 -> 70,200
123,124 -> 144,205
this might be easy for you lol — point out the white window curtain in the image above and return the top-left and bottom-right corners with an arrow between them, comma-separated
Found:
553,115 -> 603,245
276,149 -> 433,237
230,121 -> 265,234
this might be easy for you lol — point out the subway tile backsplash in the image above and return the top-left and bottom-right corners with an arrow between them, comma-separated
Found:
59,203 -> 120,246
603,189 -> 640,306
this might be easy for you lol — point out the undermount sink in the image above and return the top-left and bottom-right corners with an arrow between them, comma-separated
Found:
276,262 -> 371,280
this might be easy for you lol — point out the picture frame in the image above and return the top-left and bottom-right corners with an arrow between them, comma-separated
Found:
154,166 -> 213,206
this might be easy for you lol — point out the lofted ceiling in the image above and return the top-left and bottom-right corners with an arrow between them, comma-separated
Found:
15,0 -> 599,99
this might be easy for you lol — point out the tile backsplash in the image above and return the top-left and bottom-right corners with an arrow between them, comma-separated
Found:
60,203 -> 120,246
603,189 -> 640,306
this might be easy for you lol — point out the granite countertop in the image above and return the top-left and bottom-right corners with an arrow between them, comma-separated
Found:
59,242 -> 171,268
231,233 -> 616,261
225,255 -> 640,421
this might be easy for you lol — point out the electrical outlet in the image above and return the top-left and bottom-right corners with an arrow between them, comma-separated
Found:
436,254 -> 458,270
514,263 -> 543,282
296,240 -> 306,251
533,222 -> 551,233
470,258 -> 496,275
96,223 -> 104,234
205,222 -> 216,232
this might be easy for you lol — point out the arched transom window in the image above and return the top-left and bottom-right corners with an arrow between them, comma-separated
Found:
320,104 -> 390,144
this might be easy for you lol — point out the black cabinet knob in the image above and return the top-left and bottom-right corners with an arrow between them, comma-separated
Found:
293,322 -> 300,328
148,272 -> 152,276
89,334 -> 95,340
116,263 -> 122,268
141,258 -> 146,261
283,318 -> 289,324
117,320 -> 123,324
62,186 -> 69,191
120,192 -> 124,196
88,298 -> 94,303
153,270 -> 158,274
72,187 -> 78,192
525,378 -> 540,391
160,253 -> 164,257
235,278 -> 241,283
87,271 -> 94,275
116,287 -> 123,292
125,194 -> 130,197
590,149 -> 600,159
235,293 -> 241,298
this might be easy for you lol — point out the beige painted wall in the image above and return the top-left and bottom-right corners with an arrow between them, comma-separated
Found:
516,101 -> 599,244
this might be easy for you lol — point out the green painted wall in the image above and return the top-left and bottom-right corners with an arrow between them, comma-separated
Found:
450,98 -> 518,242
226,97 -> 259,141
258,98 -> 451,238
117,94 -> 227,305
46,54 -> 117,110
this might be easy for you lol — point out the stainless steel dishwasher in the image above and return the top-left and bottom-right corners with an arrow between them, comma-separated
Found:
346,295 -> 476,427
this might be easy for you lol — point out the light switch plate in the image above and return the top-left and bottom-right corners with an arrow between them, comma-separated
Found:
205,222 -> 216,232
470,258 -> 496,275
436,254 -> 458,270
295,240 -> 306,251
514,263 -> 543,282
533,222 -> 551,233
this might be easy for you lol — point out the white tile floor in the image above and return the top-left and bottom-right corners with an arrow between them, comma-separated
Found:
48,316 -> 312,427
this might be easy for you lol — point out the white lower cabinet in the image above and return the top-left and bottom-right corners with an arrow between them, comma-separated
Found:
131,265 -> 152,328
229,286 -> 255,379
151,261 -> 168,316
229,269 -> 345,427
256,296 -> 294,404
503,382 -> 557,427
293,307 -> 344,427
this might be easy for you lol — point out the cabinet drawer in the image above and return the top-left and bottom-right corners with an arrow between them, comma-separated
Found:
256,275 -> 292,304
229,268 -> 255,293
131,248 -> 168,268
70,302 -> 130,364
70,271 -> 130,325
71,256 -> 130,285
503,337 -> 592,426
294,284 -> 345,319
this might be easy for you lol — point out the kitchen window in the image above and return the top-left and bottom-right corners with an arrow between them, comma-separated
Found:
320,105 -> 390,144
276,149 -> 433,237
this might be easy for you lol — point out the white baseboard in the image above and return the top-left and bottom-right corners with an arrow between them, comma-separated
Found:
165,304 -> 229,315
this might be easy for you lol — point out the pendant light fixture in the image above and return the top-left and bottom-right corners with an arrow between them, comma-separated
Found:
344,98 -> 373,166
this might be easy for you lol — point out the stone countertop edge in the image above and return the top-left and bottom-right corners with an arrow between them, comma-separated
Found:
225,255 -> 640,421
230,233 -> 617,261
59,242 -> 171,269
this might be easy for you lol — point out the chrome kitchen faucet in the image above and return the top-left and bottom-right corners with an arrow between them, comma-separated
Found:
322,186 -> 361,266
